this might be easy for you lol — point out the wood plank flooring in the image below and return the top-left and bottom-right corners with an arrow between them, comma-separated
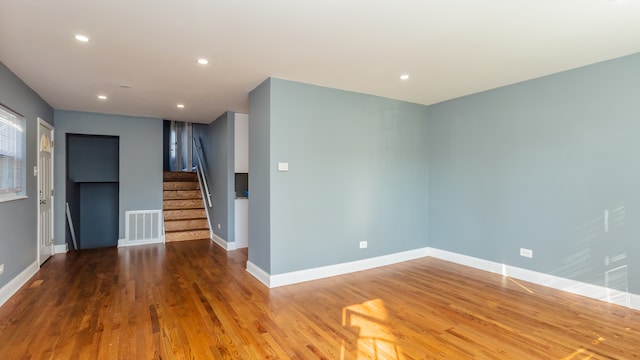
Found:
0,240 -> 638,359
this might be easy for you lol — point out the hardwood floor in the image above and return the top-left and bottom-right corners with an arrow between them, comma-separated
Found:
0,240 -> 638,359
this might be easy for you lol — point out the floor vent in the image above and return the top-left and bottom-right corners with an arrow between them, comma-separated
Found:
119,210 -> 164,247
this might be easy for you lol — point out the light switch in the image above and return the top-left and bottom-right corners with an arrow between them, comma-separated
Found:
33,166 -> 38,176
278,162 -> 289,171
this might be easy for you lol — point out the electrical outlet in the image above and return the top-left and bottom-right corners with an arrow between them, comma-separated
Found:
520,248 -> 533,258
0,264 -> 4,274
277,162 -> 289,171
217,224 -> 221,230
359,241 -> 368,249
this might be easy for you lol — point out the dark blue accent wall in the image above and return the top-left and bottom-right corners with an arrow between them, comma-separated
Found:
67,135 -> 119,182
66,134 -> 119,249
79,183 -> 119,248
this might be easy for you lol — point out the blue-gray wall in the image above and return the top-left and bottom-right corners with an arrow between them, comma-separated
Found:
0,62 -> 53,289
193,112 -> 235,243
428,52 -> 640,295
248,79 -> 271,272
251,78 -> 430,275
53,110 -> 163,243
4,48 -> 640,303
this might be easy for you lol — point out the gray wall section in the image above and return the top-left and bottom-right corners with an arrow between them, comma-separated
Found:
226,114 -> 235,243
248,79 -> 271,272
268,79 -> 429,274
428,52 -> 640,295
0,62 -> 53,289
193,112 -> 235,243
53,110 -> 163,243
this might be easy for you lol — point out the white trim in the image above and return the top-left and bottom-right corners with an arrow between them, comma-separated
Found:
54,243 -> 68,254
427,248 -> 504,274
0,261 -> 38,308
65,202 -> 78,250
117,238 -> 164,248
250,248 -> 430,288
428,247 -> 640,311
243,245 -> 640,310
0,195 -> 28,203
36,118 -> 54,266
211,233 -> 236,251
246,261 -> 271,287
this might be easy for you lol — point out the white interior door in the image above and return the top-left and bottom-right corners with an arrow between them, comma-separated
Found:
38,119 -> 54,265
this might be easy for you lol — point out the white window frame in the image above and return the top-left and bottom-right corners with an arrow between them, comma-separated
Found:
0,103 -> 27,202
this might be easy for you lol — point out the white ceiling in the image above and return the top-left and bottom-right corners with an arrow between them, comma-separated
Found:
1,0 -> 640,124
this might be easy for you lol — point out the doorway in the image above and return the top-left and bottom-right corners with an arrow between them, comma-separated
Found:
168,120 -> 193,172
37,119 -> 54,265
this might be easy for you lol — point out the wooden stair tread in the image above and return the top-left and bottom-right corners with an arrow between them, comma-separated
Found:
164,209 -> 207,220
163,199 -> 205,210
162,172 -> 210,241
163,190 -> 202,200
163,182 -> 200,191
163,171 -> 198,181
164,219 -> 209,232
165,229 -> 210,242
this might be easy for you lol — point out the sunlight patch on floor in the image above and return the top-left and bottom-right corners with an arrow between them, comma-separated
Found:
507,277 -> 534,294
341,298 -> 405,360
562,332 -> 607,360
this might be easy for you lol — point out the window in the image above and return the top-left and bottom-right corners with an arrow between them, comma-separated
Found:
0,104 -> 26,201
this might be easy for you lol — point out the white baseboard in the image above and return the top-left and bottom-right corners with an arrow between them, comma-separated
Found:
117,238 -> 163,248
0,261 -> 39,308
212,233 -> 237,251
428,247 -> 640,311
249,248 -> 430,288
244,245 -> 639,310
54,243 -> 68,254
427,248 -> 504,274
246,261 -> 271,287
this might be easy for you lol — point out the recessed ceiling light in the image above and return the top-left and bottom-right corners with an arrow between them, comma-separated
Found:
74,34 -> 90,42
400,74 -> 410,80
197,58 -> 209,65
97,95 -> 107,100
177,104 -> 185,109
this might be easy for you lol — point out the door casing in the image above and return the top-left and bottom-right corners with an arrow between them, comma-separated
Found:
37,118 -> 54,265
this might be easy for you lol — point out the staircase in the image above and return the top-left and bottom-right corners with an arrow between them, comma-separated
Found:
163,172 -> 210,242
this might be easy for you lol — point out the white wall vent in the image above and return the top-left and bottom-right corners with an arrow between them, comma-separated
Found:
118,210 -> 164,247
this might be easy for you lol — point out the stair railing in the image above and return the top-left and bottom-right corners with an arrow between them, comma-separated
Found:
193,137 -> 212,208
